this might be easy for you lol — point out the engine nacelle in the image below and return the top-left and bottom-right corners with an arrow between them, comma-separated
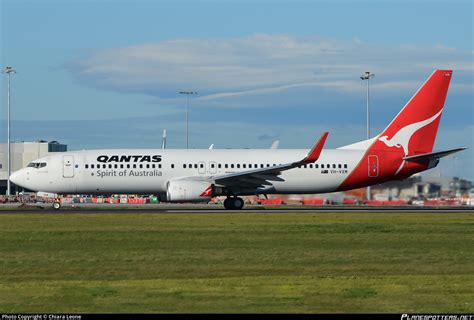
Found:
166,179 -> 212,202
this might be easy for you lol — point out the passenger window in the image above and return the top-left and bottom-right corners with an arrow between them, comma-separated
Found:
218,164 -> 221,168
231,164 -> 234,169
344,164 -> 348,169
127,164 -> 131,169
260,164 -> 264,168
85,164 -> 89,169
315,164 -> 319,168
309,164 -> 313,168
321,164 -> 324,169
266,164 -> 270,167
200,163 -> 204,168
171,164 -> 175,169
139,164 -> 143,169
211,164 -> 215,168
225,164 -> 228,169
133,164 -> 137,169
333,164 -> 336,169
108,164 -> 112,169
242,164 -> 246,168
338,164 -> 342,169
91,164 -> 95,169
194,164 -> 198,169
237,164 -> 240,168
158,164 -> 161,169
120,164 -> 124,169
183,164 -> 187,169
103,164 -> 107,169
114,164 -> 118,169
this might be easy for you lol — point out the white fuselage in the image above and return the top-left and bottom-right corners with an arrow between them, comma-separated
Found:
9,70 -> 455,207
11,148 -> 366,195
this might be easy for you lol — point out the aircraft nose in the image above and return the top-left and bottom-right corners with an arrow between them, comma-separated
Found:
9,169 -> 25,187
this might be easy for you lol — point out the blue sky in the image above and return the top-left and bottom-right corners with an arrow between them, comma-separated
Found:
0,0 -> 473,179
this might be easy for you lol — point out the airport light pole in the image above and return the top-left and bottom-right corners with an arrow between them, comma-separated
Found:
360,71 -> 374,201
2,66 -> 16,196
179,91 -> 197,149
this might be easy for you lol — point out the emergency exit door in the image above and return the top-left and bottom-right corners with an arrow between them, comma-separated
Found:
368,155 -> 379,177
63,155 -> 74,178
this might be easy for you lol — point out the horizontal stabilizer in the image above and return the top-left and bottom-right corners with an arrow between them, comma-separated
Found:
403,148 -> 466,163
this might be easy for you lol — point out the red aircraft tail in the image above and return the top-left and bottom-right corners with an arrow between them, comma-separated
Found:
376,70 -> 452,157
338,70 -> 453,191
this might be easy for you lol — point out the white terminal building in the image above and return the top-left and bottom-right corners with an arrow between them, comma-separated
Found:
0,140 -> 67,195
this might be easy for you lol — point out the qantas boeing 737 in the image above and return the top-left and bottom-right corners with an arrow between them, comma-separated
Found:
10,70 -> 465,210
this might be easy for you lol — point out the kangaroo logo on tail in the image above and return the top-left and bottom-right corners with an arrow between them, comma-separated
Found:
378,109 -> 443,175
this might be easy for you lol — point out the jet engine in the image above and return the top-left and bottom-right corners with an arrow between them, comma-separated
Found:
166,179 -> 213,202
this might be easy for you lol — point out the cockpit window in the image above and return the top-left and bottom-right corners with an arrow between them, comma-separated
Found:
27,162 -> 47,169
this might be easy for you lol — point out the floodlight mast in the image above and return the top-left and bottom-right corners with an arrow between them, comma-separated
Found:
360,71 -> 375,201
179,91 -> 197,149
2,66 -> 17,196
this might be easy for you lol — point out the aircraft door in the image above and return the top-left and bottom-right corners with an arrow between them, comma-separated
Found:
198,161 -> 206,174
209,161 -> 217,174
63,155 -> 74,178
368,155 -> 379,177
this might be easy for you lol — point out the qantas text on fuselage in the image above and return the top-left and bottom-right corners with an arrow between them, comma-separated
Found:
10,70 -> 465,210
96,155 -> 162,163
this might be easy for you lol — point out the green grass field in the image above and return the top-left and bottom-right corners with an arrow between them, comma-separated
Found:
0,211 -> 473,313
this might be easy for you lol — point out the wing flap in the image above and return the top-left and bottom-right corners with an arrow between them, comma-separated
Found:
253,174 -> 285,182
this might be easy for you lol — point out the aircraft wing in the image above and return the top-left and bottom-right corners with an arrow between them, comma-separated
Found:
206,132 -> 328,189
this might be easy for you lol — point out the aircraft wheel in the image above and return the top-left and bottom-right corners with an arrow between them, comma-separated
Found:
232,197 -> 244,210
52,201 -> 61,210
223,198 -> 233,210
223,197 -> 245,210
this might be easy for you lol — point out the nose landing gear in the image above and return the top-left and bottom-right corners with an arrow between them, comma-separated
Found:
223,197 -> 244,210
52,199 -> 61,210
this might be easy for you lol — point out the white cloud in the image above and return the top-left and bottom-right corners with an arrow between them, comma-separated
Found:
66,34 -> 473,108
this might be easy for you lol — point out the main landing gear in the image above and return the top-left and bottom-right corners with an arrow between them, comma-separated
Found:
223,197 -> 244,210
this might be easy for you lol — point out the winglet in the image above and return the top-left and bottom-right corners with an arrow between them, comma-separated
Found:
302,132 -> 329,163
